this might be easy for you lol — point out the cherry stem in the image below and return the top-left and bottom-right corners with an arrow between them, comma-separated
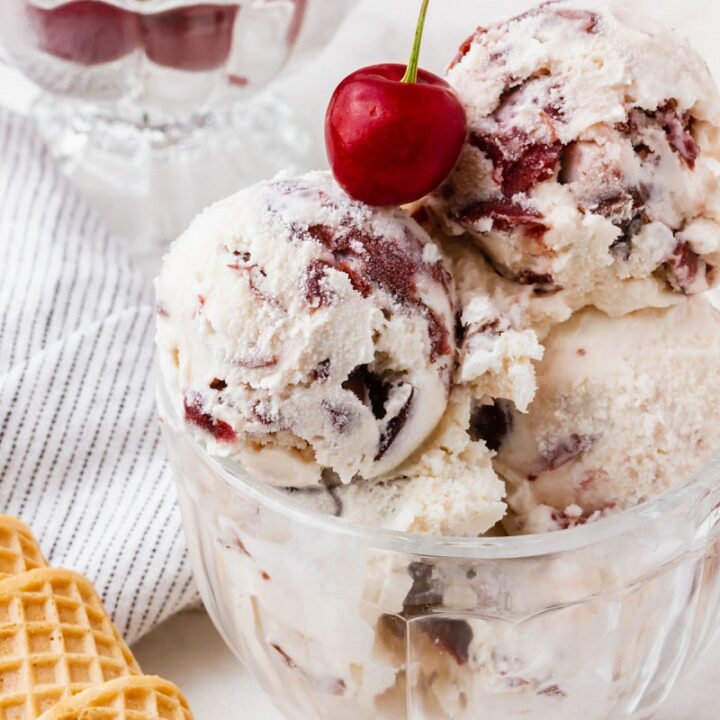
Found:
401,0 -> 431,84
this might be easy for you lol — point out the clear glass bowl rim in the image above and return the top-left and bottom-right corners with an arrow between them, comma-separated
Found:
158,370 -> 720,559
28,0 -> 246,13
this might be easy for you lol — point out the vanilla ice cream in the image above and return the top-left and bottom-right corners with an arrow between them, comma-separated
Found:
493,297 -> 720,533
156,171 -> 457,486
428,0 -> 720,332
288,388 -> 506,536
158,2 -> 720,541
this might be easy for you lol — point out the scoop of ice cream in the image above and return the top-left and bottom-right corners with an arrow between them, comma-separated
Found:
425,226 -> 546,412
156,171 -> 456,485
488,297 -> 720,534
429,0 -> 720,323
287,389 -> 506,536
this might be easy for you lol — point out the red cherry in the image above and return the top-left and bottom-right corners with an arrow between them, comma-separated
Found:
141,4 -> 239,72
326,65 -> 467,206
325,0 -> 467,206
26,1 -> 140,66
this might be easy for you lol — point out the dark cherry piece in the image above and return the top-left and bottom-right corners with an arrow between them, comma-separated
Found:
184,393 -> 237,443
469,399 -> 514,451
343,365 -> 390,419
471,131 -> 563,197
380,561 -> 473,666
325,0 -> 467,206
527,433 -> 595,481
459,198 -> 548,237
27,0 -> 140,66
376,387 -> 415,461
141,4 -> 239,72
655,101 -> 699,168
666,241 -> 706,293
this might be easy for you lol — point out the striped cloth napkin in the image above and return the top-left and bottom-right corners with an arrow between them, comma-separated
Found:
0,109 -> 196,644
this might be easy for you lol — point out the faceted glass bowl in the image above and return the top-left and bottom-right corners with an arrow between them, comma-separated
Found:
2,0 -> 347,109
0,0 -> 357,253
158,378 -> 720,720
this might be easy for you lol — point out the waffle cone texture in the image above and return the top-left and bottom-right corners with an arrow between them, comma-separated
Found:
0,517 -> 193,720
36,677 -> 191,720
0,517 -> 47,581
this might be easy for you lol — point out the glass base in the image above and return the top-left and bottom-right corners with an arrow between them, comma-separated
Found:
33,92 -> 312,273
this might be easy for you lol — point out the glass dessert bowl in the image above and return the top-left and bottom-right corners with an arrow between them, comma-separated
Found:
149,1 -> 720,716
0,0 -> 356,252
158,377 -> 720,720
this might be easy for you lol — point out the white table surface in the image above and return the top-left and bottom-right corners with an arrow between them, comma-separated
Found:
4,0 -> 720,717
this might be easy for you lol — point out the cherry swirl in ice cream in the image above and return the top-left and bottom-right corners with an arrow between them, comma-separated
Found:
429,0 -> 720,325
156,171 -> 456,486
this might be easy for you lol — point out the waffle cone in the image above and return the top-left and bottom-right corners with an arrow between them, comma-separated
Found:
0,568 -> 141,720
0,517 -> 47,581
35,676 -> 192,720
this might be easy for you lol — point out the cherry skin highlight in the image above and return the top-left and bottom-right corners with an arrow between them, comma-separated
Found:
325,63 -> 467,206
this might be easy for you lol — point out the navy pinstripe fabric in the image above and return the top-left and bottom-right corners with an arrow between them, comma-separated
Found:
0,109 -> 196,644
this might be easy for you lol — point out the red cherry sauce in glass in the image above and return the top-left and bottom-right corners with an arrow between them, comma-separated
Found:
27,0 -> 140,65
141,4 -> 240,72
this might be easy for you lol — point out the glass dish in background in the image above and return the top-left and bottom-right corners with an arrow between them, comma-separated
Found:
157,375 -> 720,720
0,0 -> 357,256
